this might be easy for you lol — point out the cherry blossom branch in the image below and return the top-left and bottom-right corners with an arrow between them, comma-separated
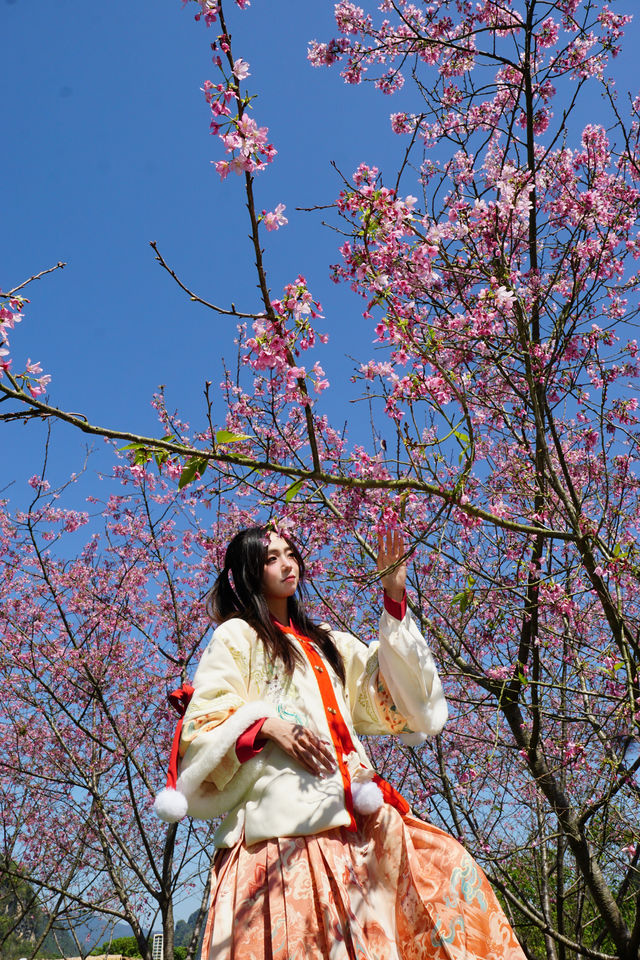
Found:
0,379 -> 575,540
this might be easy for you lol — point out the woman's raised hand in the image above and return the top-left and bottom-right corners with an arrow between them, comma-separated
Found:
260,718 -> 337,777
377,528 -> 407,603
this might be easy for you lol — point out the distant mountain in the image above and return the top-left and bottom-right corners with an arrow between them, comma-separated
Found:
1,861 -> 201,959
0,861 -> 74,959
0,863 -> 131,959
174,909 -> 204,952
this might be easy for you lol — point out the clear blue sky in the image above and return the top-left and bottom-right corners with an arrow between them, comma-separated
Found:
3,0 -> 420,500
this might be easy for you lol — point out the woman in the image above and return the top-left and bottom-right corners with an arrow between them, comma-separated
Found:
156,526 -> 526,960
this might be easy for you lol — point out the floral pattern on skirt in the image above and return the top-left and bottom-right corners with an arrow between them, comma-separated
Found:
201,805 -> 526,960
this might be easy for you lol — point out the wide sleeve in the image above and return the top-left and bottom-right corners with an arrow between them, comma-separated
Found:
377,607 -> 448,738
176,619 -> 277,800
334,608 -> 448,740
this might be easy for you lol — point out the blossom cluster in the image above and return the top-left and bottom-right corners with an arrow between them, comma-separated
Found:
203,70 -> 277,179
195,14 -> 288,229
242,276 -> 330,402
182,0 -> 250,27
0,293 -> 51,397
309,0 -> 627,92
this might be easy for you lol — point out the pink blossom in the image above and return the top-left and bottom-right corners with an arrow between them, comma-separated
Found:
311,361 -> 329,393
487,666 -> 510,680
27,475 -> 50,490
28,374 -> 51,398
213,159 -> 231,179
0,306 -> 23,329
537,17 -> 559,48
391,113 -> 414,134
307,38 -> 350,68
375,71 -> 405,95
263,203 -> 288,231
563,741 -> 586,764
493,286 -> 516,310
232,58 -> 250,81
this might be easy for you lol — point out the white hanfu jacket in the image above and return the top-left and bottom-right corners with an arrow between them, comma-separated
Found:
156,606 -> 447,848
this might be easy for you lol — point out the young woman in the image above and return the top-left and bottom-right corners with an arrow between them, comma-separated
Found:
156,526 -> 526,960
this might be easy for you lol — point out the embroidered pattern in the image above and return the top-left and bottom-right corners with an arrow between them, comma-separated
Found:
202,806 -> 527,960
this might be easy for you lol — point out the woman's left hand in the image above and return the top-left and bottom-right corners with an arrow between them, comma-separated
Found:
377,528 -> 407,602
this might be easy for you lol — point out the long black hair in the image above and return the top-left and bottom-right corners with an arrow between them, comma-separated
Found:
206,526 -> 345,683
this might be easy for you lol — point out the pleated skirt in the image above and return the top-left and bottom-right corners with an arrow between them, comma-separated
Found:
201,805 -> 526,960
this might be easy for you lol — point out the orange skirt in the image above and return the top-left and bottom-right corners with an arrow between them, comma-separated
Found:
201,806 -> 526,960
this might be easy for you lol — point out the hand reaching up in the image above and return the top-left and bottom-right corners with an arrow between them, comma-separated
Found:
377,528 -> 407,603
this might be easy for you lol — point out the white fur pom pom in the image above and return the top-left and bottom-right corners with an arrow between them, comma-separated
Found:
352,780 -> 384,815
399,731 -> 427,747
154,787 -> 188,822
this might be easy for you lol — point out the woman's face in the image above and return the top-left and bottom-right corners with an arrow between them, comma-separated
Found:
262,533 -> 300,602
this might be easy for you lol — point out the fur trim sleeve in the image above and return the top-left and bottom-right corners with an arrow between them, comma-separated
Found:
178,700 -> 278,796
155,700 -> 278,822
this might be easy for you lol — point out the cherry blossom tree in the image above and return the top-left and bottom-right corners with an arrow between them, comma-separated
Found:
2,1 -> 640,958
0,461 -> 250,960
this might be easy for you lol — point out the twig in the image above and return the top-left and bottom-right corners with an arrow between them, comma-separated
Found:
150,241 -> 265,319
1,261 -> 67,298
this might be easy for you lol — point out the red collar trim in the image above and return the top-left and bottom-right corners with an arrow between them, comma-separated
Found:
273,619 -> 311,643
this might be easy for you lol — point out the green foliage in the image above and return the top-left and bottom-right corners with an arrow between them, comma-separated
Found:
119,436 -> 177,469
91,935 -> 142,957
284,478 -> 304,502
178,455 -> 209,489
214,430 -> 250,444
499,836 -> 640,960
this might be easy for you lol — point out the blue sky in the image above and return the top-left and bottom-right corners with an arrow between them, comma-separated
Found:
2,0 -> 418,501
